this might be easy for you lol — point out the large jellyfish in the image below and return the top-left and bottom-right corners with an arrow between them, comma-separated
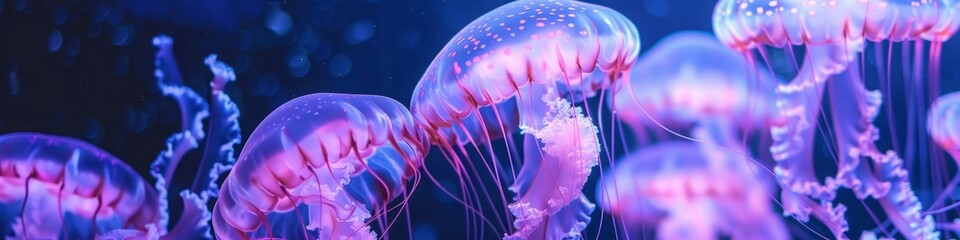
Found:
597,141 -> 788,240
0,35 -> 241,239
409,0 -> 639,238
211,93 -> 429,239
713,0 -> 960,238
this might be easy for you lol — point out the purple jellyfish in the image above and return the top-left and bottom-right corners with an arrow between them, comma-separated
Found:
713,0 -> 960,238
608,30 -> 781,150
927,92 -> 960,221
929,92 -> 960,160
602,31 -> 786,240
597,141 -> 787,240
0,35 -> 242,239
211,93 -> 429,240
0,133 -> 159,239
409,0 -> 639,238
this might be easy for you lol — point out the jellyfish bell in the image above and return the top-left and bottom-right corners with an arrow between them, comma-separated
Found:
0,133 -> 159,239
609,30 -> 781,147
212,93 -> 429,240
596,141 -> 787,240
714,0 -> 960,50
712,0 -> 960,238
409,0 -> 639,238
411,0 -> 639,145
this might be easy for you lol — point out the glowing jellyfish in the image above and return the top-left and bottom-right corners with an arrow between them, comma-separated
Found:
211,93 -> 429,239
609,31 -> 780,149
0,133 -> 159,239
597,141 -> 787,240
409,0 -> 639,238
713,0 -> 960,238
930,92 -> 960,161
0,35 -> 241,239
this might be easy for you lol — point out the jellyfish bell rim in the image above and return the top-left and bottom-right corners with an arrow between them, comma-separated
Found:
0,132 -> 160,231
214,93 -> 427,238
409,0 -> 641,145
712,0 -> 960,50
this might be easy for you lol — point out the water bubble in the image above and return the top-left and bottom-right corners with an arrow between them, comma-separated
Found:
311,40 -> 332,61
124,104 -> 148,132
13,0 -> 30,12
313,0 -> 340,11
92,3 -> 109,23
432,179 -> 456,204
52,6 -> 67,25
328,54 -> 351,78
265,7 -> 293,36
239,30 -> 253,50
247,74 -> 280,97
111,25 -> 133,46
83,118 -> 103,143
106,6 -> 122,25
235,54 -> 251,73
114,54 -> 129,76
642,0 -> 671,18
344,20 -> 375,45
413,224 -> 438,240
286,46 -> 311,78
48,30 -> 63,53
397,28 -> 421,50
64,35 -> 80,56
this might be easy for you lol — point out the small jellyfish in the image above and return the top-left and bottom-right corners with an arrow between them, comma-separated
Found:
929,92 -> 960,161
409,0 -> 639,238
596,141 -> 788,240
713,0 -> 960,238
211,93 -> 429,239
609,31 -> 780,149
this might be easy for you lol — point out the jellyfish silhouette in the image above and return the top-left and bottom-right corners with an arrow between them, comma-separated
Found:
211,93 -> 429,239
608,30 -> 780,149
713,0 -> 960,238
597,141 -> 787,240
0,35 -> 241,239
409,0 -> 639,238
602,31 -> 785,239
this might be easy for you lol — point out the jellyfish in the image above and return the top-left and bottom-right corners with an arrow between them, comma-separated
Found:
0,133 -> 159,239
596,141 -> 788,240
408,0 -> 639,238
927,92 -> 960,223
0,35 -> 241,239
929,92 -> 960,162
713,0 -> 960,238
608,30 -> 781,151
211,93 -> 429,239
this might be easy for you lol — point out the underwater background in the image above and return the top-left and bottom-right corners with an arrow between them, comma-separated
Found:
2,0 -> 960,239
